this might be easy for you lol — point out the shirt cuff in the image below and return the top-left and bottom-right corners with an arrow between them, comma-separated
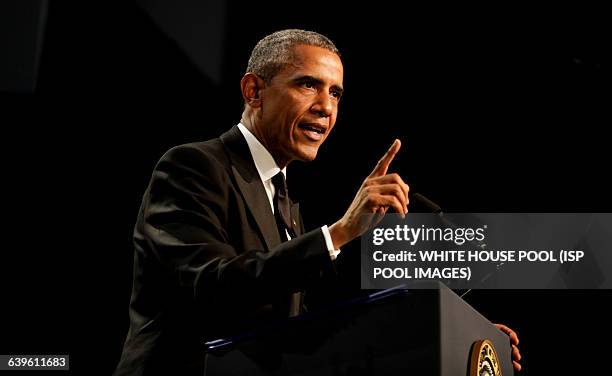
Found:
321,225 -> 341,260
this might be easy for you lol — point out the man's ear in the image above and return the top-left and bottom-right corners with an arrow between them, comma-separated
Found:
240,73 -> 265,108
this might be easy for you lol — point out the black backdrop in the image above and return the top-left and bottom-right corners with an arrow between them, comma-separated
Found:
1,1 -> 610,375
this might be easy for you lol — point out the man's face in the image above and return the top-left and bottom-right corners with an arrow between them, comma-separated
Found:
258,44 -> 344,166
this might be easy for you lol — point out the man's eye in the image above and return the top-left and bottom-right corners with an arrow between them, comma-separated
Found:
331,90 -> 342,99
302,82 -> 315,89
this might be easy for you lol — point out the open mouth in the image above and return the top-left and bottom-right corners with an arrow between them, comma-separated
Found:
298,123 -> 326,141
298,123 -> 326,134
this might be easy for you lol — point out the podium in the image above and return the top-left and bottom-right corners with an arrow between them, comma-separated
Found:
204,282 -> 513,375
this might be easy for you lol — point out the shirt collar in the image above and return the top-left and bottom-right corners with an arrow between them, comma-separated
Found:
237,123 -> 287,183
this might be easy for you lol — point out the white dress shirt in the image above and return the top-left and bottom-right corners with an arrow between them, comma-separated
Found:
237,123 -> 340,260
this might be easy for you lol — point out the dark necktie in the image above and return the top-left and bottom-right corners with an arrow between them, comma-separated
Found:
272,172 -> 304,317
272,171 -> 303,317
271,172 -> 296,240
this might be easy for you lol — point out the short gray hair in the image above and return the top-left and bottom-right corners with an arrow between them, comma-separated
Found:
246,29 -> 340,83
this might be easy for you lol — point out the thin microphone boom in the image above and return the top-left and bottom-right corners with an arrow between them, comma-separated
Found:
410,192 -> 500,297
411,192 -> 441,214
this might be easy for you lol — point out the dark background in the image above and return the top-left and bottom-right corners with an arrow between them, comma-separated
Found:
2,0 -> 610,375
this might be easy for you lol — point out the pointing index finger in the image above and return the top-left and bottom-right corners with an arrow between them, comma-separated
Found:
370,139 -> 401,178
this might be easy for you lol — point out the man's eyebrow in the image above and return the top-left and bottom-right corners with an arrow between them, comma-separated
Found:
293,75 -> 323,85
293,75 -> 344,94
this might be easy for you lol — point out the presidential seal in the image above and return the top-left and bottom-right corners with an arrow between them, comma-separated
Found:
469,339 -> 502,376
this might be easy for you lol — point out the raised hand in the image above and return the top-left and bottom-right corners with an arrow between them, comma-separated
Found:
329,139 -> 409,248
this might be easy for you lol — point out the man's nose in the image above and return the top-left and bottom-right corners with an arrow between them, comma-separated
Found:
311,92 -> 333,117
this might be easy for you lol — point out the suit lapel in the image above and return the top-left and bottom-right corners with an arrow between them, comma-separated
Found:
220,126 -> 282,250
221,126 -> 307,317
290,202 -> 302,237
289,202 -> 306,317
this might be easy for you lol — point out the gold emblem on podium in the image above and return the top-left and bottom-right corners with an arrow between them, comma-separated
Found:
469,339 -> 502,376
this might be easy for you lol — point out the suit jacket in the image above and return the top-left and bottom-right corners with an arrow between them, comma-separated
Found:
114,126 -> 335,376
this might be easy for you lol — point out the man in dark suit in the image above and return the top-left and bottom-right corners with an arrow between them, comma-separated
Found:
114,29 -> 520,375
114,29 -> 410,376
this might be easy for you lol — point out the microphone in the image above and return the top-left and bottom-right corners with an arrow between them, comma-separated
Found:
411,192 -> 441,214
411,193 -> 460,233
409,192 -> 501,297
411,192 -> 483,248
